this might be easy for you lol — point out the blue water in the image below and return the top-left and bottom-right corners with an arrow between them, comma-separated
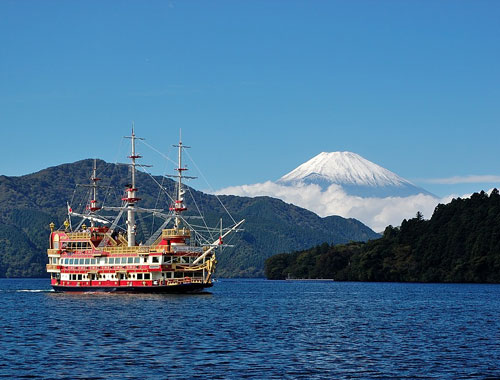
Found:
1,279 -> 499,379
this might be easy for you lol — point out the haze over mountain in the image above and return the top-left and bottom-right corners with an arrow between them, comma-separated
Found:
217,152 -> 443,231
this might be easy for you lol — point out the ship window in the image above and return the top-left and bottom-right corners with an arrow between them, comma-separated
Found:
143,257 -> 148,263
134,257 -> 140,264
69,259 -> 74,265
103,258 -> 108,264
109,258 -> 114,264
63,258 -> 68,264
144,273 -> 150,280
85,258 -> 90,265
121,257 -> 127,264
137,273 -> 143,280
152,256 -> 159,263
78,274 -> 82,280
127,257 -> 133,264
91,259 -> 96,265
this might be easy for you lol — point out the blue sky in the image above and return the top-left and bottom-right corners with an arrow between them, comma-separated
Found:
1,0 -> 499,197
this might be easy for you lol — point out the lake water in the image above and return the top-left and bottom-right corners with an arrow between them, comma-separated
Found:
1,279 -> 499,379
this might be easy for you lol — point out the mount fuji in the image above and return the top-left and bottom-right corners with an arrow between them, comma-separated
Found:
217,151 -> 440,231
277,152 -> 434,198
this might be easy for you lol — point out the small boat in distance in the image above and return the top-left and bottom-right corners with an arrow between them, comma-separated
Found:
46,128 -> 244,293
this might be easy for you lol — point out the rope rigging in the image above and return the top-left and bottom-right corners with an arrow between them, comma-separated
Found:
65,134 -> 243,253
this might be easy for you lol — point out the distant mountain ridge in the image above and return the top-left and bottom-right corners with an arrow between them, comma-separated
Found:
278,151 -> 433,198
0,159 -> 379,278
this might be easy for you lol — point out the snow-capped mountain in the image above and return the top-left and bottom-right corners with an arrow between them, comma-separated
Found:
278,152 -> 433,198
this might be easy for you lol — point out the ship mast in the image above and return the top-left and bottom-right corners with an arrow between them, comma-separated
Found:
124,123 -> 143,246
88,159 -> 101,227
170,130 -> 195,229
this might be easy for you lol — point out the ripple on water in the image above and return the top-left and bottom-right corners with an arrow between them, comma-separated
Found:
0,279 -> 500,379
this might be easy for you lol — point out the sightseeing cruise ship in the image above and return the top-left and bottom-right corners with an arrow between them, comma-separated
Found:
46,128 -> 244,292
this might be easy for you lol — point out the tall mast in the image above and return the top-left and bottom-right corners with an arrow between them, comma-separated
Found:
123,122 -> 143,246
170,130 -> 196,229
89,159 -> 101,227
173,130 -> 187,229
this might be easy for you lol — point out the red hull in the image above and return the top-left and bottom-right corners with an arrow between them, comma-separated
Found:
52,282 -> 212,293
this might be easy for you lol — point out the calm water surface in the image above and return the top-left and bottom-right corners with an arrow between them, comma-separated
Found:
0,279 -> 499,379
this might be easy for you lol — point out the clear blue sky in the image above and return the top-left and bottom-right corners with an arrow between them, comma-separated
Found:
1,0 -> 499,197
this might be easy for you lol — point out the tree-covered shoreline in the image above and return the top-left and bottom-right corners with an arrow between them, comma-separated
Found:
266,190 -> 500,283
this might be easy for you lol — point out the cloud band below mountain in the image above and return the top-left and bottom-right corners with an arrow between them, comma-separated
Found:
215,182 -> 450,232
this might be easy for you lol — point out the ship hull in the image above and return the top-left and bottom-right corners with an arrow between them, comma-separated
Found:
52,283 -> 212,294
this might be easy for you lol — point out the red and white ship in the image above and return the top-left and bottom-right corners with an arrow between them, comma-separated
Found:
46,128 -> 244,293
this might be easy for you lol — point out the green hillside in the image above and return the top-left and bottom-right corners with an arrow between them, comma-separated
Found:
0,159 -> 378,278
265,190 -> 500,283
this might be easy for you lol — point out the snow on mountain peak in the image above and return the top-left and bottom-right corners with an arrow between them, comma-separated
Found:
278,151 -> 414,188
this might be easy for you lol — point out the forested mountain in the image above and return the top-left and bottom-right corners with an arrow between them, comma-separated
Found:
265,190 -> 500,283
0,159 -> 378,278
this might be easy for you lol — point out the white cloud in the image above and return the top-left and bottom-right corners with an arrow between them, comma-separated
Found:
215,182 -> 453,232
421,175 -> 500,185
